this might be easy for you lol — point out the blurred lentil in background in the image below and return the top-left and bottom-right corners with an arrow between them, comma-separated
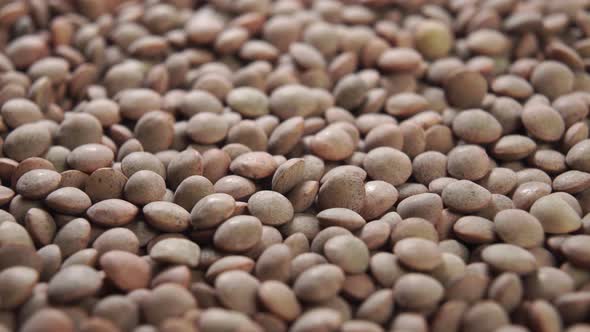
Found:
0,0 -> 590,331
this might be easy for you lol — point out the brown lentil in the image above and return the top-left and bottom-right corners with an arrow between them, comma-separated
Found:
0,2 -> 588,330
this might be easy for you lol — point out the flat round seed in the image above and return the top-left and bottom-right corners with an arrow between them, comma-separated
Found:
412,151 -> 448,185
359,220 -> 391,250
525,266 -> 574,301
248,191 -> 293,226
512,181 -> 552,211
190,193 -> 235,229
165,149 -> 204,189
141,284 -> 196,325
431,301 -> 469,332
393,273 -> 444,311
87,199 -> 138,227
293,264 -> 345,302
271,158 -> 305,194
430,252 -> 466,287
121,152 -> 167,180
394,237 -> 442,272
24,208 -> 56,246
526,300 -> 563,332
453,216 -> 496,244
356,289 -> 394,324
21,309 -> 74,332
378,48 -> 423,72
16,169 -> 61,200
143,201 -> 190,233
493,135 -> 536,161
531,61 -> 574,100
213,215 -> 263,253
561,235 -> 590,268
124,170 -> 166,205
52,218 -> 90,258
488,272 -> 523,312
230,152 -> 278,179
566,139 -> 590,172
318,173 -> 366,213
414,20 -> 453,60
363,147 -> 412,186
258,280 -> 301,321
521,105 -> 565,142
555,292 -> 590,323
494,209 -> 545,248
310,126 -> 355,161
85,168 -> 127,203
47,265 -> 102,303
45,187 -> 92,215
0,266 -> 38,309
150,238 -> 200,267
553,170 -> 590,193
493,75 -> 534,99
206,255 -> 255,281
61,248 -> 98,269
186,112 -> 228,144
0,185 -> 14,206
365,123 -> 404,151
270,85 -> 317,120
478,167 -> 517,195
254,243 -> 293,282
4,123 -> 52,162
442,180 -> 492,213
530,194 -> 582,234
447,145 -> 490,180
482,244 -> 538,274
198,309 -> 260,332
461,301 -> 510,332
215,270 -> 259,315
452,109 -> 502,144
290,308 -> 342,332
173,176 -> 214,212
333,74 -> 369,110
268,117 -> 304,156
324,235 -> 369,274
100,250 -> 151,291
466,29 -> 510,56
92,295 -> 140,331
1,99 -> 42,128
360,180 -> 398,220
397,193 -> 443,224
67,144 -> 114,174
317,208 -> 366,231
227,87 -> 269,118
386,93 -> 429,117
134,111 -> 174,153
214,175 -> 256,201
322,166 -> 367,184
444,69 -> 488,109
57,113 -> 103,150
391,217 -> 439,243
1,1 -> 589,328
92,227 -> 139,256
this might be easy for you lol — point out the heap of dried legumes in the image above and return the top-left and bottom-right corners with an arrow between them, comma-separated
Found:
3,0 -> 590,331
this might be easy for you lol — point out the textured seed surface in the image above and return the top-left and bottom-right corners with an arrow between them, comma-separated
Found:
214,216 -> 263,253
47,265 -> 102,303
0,1 -> 589,330
482,244 -> 538,275
100,250 -> 150,291
150,238 -> 200,267
293,264 -> 345,302
394,237 -> 442,272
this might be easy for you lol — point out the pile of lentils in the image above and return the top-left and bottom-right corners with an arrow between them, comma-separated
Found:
4,0 -> 590,331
